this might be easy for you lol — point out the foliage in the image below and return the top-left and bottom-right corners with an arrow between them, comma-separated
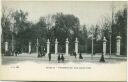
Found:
1,8 -> 127,55
111,8 -> 127,55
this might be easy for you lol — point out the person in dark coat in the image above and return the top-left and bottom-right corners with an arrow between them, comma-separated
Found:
48,53 -> 51,61
11,50 -> 15,56
79,52 -> 83,59
14,49 -> 19,56
57,54 -> 61,63
61,54 -> 65,62
37,46 -> 39,57
42,47 -> 46,56
38,46 -> 41,57
100,52 -> 105,62
73,51 -> 77,58
40,46 -> 43,57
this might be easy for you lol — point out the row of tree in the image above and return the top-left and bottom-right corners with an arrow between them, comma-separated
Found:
1,7 -> 127,55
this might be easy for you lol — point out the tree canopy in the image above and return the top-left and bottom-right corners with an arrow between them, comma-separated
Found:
1,8 -> 127,55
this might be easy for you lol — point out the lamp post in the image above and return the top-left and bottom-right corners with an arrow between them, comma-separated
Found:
11,30 -> 14,56
109,30 -> 112,57
10,18 -> 15,56
36,38 -> 39,55
91,34 -> 94,59
109,2 -> 115,57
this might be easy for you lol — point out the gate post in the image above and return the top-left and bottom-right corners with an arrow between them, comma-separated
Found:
103,37 -> 107,55
5,42 -> 8,56
65,38 -> 69,56
75,38 -> 79,55
29,42 -> 31,54
55,38 -> 58,54
47,39 -> 50,55
116,36 -> 121,55
36,38 -> 39,55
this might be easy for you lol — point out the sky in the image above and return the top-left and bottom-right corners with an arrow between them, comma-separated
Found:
2,1 -> 126,27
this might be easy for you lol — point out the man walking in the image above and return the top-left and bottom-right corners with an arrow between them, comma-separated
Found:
48,53 -> 51,61
61,54 -> 65,63
57,54 -> 61,63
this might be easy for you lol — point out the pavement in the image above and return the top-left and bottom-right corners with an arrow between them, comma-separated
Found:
1,53 -> 127,65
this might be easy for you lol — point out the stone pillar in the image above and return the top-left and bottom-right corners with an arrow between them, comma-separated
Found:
47,39 -> 50,54
75,38 -> 78,55
65,38 -> 69,55
103,37 -> 107,55
55,38 -> 58,54
5,42 -> 8,52
36,38 -> 39,54
29,42 -> 31,54
116,36 -> 121,55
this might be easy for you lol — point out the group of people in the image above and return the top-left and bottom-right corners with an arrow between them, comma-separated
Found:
37,45 -> 84,62
73,51 -> 83,59
4,47 -> 22,56
36,45 -> 84,62
48,52 -> 83,63
57,54 -> 65,63
11,48 -> 22,56
38,45 -> 46,57
47,53 -> 65,63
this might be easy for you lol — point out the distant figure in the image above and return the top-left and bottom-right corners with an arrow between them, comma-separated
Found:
42,51 -> 45,56
93,51 -> 96,55
61,54 -> 65,62
38,46 -> 41,57
15,50 -> 18,56
57,54 -> 61,63
100,53 -> 105,62
11,50 -> 14,56
14,49 -> 20,56
39,46 -> 43,57
73,51 -> 77,58
42,48 -> 46,56
79,53 -> 83,59
48,53 -> 51,61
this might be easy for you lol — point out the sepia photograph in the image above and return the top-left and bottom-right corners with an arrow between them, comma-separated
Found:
0,0 -> 127,81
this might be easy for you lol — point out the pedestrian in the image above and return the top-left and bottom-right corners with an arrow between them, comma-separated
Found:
14,49 -> 18,56
100,52 -> 105,62
40,46 -> 43,57
73,51 -> 77,58
61,54 -> 65,63
79,52 -> 83,59
42,47 -> 46,56
57,54 -> 61,63
48,53 -> 51,61
38,45 -> 42,57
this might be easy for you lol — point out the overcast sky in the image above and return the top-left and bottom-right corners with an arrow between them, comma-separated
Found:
2,1 -> 126,27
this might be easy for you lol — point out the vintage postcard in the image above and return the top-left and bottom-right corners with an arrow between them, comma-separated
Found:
0,0 -> 127,81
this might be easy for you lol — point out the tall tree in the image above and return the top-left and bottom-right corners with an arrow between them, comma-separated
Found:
54,13 -> 80,52
1,7 -> 12,54
112,8 -> 127,55
78,25 -> 88,53
11,10 -> 30,52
